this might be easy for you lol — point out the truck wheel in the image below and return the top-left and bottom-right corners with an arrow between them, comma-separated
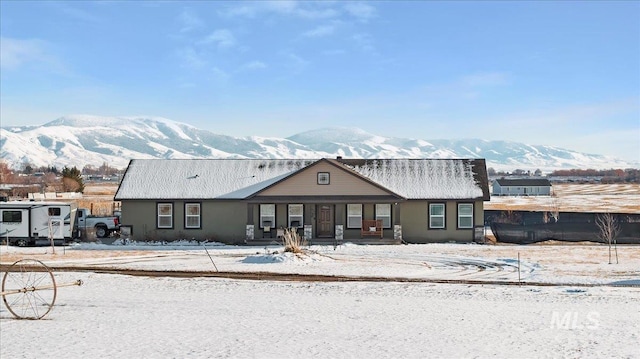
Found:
95,225 -> 108,238
16,239 -> 28,247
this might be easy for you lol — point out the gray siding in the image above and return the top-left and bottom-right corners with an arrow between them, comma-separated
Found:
398,200 -> 483,243
121,198 -> 484,244
120,200 -> 248,243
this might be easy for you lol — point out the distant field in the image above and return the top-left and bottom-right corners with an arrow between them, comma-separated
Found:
82,182 -> 640,215
487,183 -> 640,214
78,182 -> 121,215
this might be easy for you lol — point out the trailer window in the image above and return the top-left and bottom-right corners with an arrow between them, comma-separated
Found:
48,207 -> 61,216
2,211 -> 22,223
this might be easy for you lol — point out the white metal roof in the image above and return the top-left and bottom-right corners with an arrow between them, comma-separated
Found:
114,159 -> 312,200
114,158 -> 485,200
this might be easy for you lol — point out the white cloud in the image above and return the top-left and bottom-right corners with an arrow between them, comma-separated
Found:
177,47 -> 207,69
281,51 -> 309,74
220,1 -> 338,20
0,37 -> 46,70
178,9 -> 205,33
210,66 -> 230,83
344,2 -> 377,22
352,33 -> 375,53
264,0 -> 297,14
461,72 -> 510,87
0,37 -> 67,74
240,61 -> 267,71
302,24 -> 336,38
322,49 -> 346,56
218,4 -> 259,18
59,4 -> 102,23
200,29 -> 236,49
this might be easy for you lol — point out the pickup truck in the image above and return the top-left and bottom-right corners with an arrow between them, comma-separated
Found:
76,208 -> 120,238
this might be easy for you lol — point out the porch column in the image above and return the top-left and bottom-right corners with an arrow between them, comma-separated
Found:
247,204 -> 254,224
246,204 -> 254,240
394,203 -> 402,241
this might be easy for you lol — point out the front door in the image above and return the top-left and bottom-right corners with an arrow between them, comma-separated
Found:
317,205 -> 333,238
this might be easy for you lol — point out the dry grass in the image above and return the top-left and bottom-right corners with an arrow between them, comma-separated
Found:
68,183 -> 121,216
281,228 -> 307,253
487,183 -> 640,214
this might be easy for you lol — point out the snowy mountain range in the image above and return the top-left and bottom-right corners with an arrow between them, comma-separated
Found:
0,115 -> 636,172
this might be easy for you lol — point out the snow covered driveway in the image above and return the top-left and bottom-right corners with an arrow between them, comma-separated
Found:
1,243 -> 638,358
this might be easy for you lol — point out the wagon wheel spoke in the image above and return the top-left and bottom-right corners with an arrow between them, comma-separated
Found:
2,259 -> 57,320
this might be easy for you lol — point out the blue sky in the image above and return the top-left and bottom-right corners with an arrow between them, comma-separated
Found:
1,1 -> 639,162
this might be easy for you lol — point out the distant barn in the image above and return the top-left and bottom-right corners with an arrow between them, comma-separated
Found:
492,178 -> 551,196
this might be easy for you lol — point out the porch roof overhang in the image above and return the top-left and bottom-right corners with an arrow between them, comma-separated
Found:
246,195 -> 403,204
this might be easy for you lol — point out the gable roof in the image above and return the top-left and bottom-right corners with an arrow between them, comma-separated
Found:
495,178 -> 551,187
114,158 -> 489,200
248,158 -> 405,199
336,158 -> 489,200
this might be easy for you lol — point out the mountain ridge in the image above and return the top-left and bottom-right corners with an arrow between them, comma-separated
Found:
1,115 -> 636,172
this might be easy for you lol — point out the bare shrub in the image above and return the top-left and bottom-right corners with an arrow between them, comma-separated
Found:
282,228 -> 306,253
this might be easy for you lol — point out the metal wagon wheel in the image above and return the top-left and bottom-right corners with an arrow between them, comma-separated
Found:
1,259 -> 57,320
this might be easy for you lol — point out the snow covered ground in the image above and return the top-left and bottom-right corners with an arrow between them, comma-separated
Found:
1,242 -> 639,358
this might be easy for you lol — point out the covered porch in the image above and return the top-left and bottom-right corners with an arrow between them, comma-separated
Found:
244,197 -> 404,245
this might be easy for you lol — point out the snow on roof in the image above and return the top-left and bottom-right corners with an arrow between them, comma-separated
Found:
115,159 -> 313,200
115,158 -> 486,200
340,159 -> 485,199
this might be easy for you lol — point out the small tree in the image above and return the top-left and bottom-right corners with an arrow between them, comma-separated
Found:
61,166 -> 85,193
545,191 -> 560,223
0,160 -> 13,183
596,213 -> 620,264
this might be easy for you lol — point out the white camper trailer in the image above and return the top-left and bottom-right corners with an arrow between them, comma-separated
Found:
0,201 -> 78,246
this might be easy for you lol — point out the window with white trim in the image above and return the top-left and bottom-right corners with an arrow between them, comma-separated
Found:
347,204 -> 362,228
260,204 -> 275,229
185,203 -> 201,229
429,203 -> 445,229
288,204 -> 303,228
157,203 -> 173,228
458,203 -> 473,229
376,204 -> 391,228
317,172 -> 330,185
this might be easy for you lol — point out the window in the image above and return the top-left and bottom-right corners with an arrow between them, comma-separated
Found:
185,203 -> 201,229
288,204 -> 303,228
260,204 -> 275,229
376,204 -> 391,228
317,172 -> 330,185
157,203 -> 173,228
2,211 -> 22,223
429,203 -> 445,229
48,207 -> 61,216
347,204 -> 362,228
458,203 -> 473,229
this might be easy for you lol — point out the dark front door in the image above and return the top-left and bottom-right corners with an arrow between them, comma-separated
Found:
317,205 -> 333,238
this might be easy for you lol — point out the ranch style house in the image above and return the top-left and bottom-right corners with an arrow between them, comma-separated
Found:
114,158 -> 490,244
492,178 -> 552,196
